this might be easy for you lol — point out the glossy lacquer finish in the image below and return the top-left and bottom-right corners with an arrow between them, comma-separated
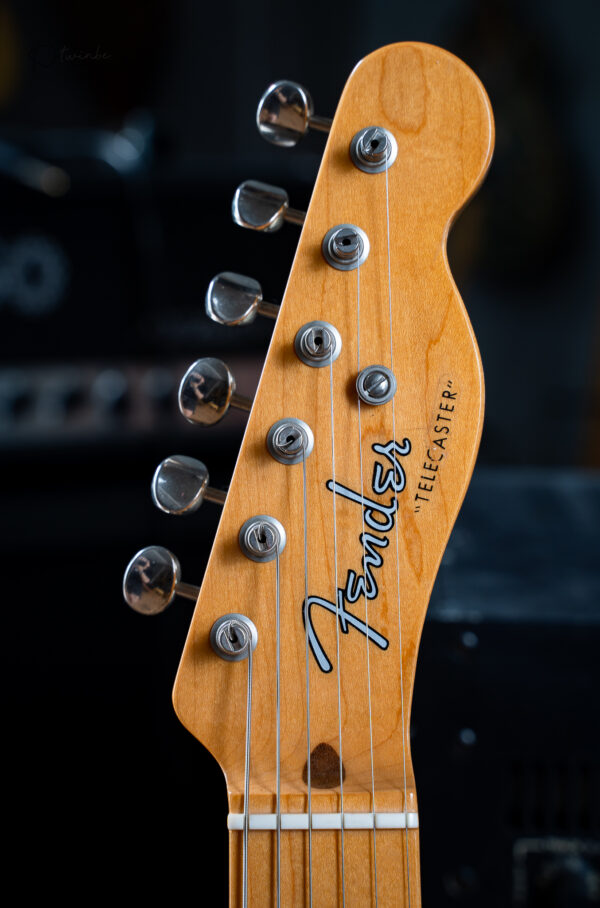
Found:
174,42 -> 494,906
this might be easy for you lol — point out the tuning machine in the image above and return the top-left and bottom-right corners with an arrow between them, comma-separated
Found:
151,455 -> 226,515
123,546 -> 200,615
232,180 -> 305,233
206,272 -> 278,326
178,357 -> 252,426
256,80 -> 331,147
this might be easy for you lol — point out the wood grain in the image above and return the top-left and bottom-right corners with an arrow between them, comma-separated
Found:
173,41 -> 494,905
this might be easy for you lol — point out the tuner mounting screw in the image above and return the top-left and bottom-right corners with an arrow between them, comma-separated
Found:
267,417 -> 314,464
239,515 -> 286,563
210,614 -> 258,662
356,365 -> 397,406
322,224 -> 370,271
350,126 -> 398,174
295,320 -> 342,368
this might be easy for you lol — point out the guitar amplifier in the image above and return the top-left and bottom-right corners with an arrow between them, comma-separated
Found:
413,468 -> 600,906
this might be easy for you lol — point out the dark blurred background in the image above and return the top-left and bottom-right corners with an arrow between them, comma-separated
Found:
1,0 -> 599,904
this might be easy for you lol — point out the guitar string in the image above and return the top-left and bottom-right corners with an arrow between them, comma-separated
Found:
276,545 -> 281,908
303,446 -> 313,907
356,257 -> 379,905
385,154 -> 411,905
243,631 -> 253,908
330,354 -> 346,907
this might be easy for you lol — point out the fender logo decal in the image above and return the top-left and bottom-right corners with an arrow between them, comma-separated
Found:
303,438 -> 411,673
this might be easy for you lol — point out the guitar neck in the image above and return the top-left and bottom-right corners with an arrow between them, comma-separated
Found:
164,40 -> 493,908
229,792 -> 422,906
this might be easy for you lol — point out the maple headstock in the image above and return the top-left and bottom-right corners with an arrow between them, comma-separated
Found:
173,43 -> 493,802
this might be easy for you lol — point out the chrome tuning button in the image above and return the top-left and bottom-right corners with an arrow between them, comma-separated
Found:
123,546 -> 200,615
151,455 -> 226,515
256,80 -> 332,147
232,180 -> 305,233
206,272 -> 279,326
178,357 -> 252,426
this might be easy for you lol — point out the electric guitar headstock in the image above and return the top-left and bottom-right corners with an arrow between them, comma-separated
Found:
123,42 -> 493,906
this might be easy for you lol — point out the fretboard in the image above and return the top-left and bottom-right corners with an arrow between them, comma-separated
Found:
229,790 -> 422,906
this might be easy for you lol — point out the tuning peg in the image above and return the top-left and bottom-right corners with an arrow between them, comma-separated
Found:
206,272 -> 278,326
151,454 -> 226,515
123,546 -> 200,615
256,80 -> 332,147
178,357 -> 252,426
232,180 -> 305,233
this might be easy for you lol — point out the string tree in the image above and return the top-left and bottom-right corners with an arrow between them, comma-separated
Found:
356,365 -> 398,406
